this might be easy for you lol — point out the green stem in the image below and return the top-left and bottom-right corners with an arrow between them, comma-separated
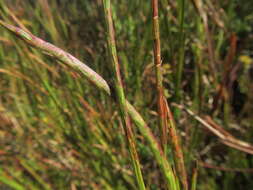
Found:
102,1 -> 146,189
174,0 -> 186,117
152,1 -> 187,189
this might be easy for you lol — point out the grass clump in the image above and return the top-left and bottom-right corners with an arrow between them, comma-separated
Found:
0,0 -> 253,189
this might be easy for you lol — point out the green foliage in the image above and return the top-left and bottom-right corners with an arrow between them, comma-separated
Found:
0,0 -> 253,189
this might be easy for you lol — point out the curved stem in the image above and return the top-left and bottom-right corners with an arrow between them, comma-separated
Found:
0,20 -> 178,189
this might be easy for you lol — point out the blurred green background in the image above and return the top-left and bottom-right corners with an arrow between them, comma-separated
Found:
0,0 -> 253,189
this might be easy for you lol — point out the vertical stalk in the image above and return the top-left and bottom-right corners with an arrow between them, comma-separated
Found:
174,0 -> 186,117
191,0 -> 217,81
170,2 -> 189,187
102,1 -> 146,189
192,15 -> 204,114
152,1 -> 187,189
127,102 -> 179,190
166,101 -> 188,190
190,163 -> 198,190
152,0 -> 167,153
186,14 -> 203,173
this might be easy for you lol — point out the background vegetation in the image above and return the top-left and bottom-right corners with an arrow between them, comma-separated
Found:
0,0 -> 253,189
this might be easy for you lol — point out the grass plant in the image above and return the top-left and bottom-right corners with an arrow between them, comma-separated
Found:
0,0 -> 253,189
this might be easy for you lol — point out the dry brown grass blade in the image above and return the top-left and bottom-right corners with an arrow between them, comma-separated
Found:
151,0 -> 168,154
212,33 -> 238,112
165,99 -> 188,190
199,161 -> 253,173
173,103 -> 253,155
159,89 -> 168,150
205,117 -> 253,154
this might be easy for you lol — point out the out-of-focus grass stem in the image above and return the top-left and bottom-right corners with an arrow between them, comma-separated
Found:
174,0 -> 186,117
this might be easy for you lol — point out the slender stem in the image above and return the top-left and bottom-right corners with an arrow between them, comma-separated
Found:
191,0 -> 217,81
102,1 -> 146,189
174,0 -> 186,117
152,0 -> 167,153
151,1 -> 187,189
190,162 -> 198,190
166,101 -> 188,190
0,20 -> 178,189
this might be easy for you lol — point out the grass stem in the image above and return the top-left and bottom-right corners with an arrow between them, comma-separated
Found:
102,1 -> 146,189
